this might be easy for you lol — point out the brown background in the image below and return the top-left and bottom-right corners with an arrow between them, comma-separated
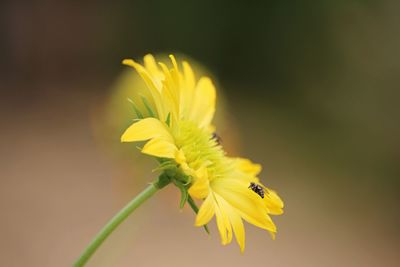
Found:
1,1 -> 399,266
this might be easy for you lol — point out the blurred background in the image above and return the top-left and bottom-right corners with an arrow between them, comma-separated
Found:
1,1 -> 399,266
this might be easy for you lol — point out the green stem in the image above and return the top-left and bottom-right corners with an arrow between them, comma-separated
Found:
74,178 -> 168,267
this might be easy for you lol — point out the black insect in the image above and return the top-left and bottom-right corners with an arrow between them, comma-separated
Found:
211,132 -> 222,145
248,182 -> 265,198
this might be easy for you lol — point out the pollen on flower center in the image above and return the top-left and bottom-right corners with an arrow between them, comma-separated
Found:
173,121 -> 228,182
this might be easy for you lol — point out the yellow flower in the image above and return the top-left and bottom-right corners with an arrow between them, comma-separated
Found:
121,54 -> 284,252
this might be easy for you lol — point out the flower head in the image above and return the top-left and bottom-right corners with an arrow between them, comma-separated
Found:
121,54 -> 284,252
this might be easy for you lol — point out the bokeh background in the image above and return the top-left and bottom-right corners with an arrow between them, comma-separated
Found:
1,1 -> 399,266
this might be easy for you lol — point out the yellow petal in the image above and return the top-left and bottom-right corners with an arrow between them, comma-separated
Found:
180,61 -> 196,118
169,55 -> 182,102
158,62 -> 179,122
265,189 -> 284,215
143,54 -> 163,82
169,54 -> 179,72
236,158 -> 262,176
214,193 -> 232,245
175,149 -> 186,165
160,79 -> 179,124
270,232 -> 276,240
230,209 -> 245,252
182,61 -> 195,93
212,179 -> 276,233
195,193 -> 215,226
188,167 -> 209,199
121,118 -> 173,143
189,77 -> 216,128
142,138 -> 177,158
240,208 -> 277,234
207,124 -> 216,134
175,150 -> 197,177
215,194 -> 245,252
122,59 -> 165,119
214,202 -> 228,244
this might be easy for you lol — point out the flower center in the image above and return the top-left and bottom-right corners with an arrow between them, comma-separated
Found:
174,121 -> 229,181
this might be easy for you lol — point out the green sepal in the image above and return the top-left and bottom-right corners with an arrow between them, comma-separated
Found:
173,180 -> 188,209
154,173 -> 171,189
140,95 -> 156,117
165,112 -> 171,126
127,98 -> 144,119
153,160 -> 177,173
176,172 -> 191,186
187,196 -> 210,234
